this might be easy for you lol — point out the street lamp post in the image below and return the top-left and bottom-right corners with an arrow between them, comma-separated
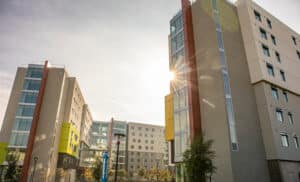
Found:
114,133 -> 126,182
30,156 -> 38,182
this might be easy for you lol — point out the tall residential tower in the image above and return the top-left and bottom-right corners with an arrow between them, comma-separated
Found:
0,62 -> 93,182
165,0 -> 300,182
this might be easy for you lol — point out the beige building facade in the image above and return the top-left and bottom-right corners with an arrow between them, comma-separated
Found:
166,0 -> 300,182
126,122 -> 168,181
0,62 -> 93,181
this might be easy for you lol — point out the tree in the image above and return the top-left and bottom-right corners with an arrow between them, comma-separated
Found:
92,157 -> 102,181
5,151 -> 20,182
182,135 -> 216,182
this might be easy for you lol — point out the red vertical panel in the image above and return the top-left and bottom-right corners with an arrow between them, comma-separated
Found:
20,61 -> 49,182
181,0 -> 202,141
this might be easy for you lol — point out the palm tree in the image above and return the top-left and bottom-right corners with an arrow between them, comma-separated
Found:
182,135 -> 216,182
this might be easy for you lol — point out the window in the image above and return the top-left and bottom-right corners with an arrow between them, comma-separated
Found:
131,145 -> 134,149
254,10 -> 261,21
276,109 -> 284,122
288,112 -> 294,124
23,79 -> 41,91
138,146 -> 142,149
292,36 -> 297,45
280,134 -> 289,147
267,19 -> 272,29
133,139 -> 136,142
262,44 -> 270,57
13,118 -> 32,131
271,35 -> 276,45
259,28 -> 267,40
297,51 -> 300,60
271,87 -> 279,100
280,70 -> 286,81
26,68 -> 43,78
275,52 -> 281,63
294,136 -> 299,149
16,105 -> 35,117
283,91 -> 288,102
266,63 -> 274,76
19,92 -> 38,104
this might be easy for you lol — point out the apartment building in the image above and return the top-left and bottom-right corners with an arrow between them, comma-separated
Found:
0,62 -> 93,182
165,0 -> 300,182
108,118 -> 127,171
90,121 -> 110,150
126,122 -> 168,181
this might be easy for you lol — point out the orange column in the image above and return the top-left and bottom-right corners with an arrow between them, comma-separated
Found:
181,0 -> 202,141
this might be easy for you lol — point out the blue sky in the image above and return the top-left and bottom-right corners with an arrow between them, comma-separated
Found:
0,0 -> 299,127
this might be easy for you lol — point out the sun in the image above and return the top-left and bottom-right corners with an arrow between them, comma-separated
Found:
169,71 -> 175,81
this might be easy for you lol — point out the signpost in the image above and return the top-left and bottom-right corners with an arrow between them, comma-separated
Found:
101,151 -> 109,182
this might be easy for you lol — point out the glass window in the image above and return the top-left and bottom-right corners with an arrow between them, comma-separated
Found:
275,52 -> 281,63
288,112 -> 294,124
26,68 -> 43,78
294,136 -> 299,149
271,87 -> 279,100
19,92 -> 38,103
292,36 -> 297,45
280,134 -> 289,147
16,105 -> 35,117
13,118 -> 32,131
259,28 -> 267,40
23,79 -> 41,91
9,132 -> 29,147
276,109 -> 284,123
267,19 -> 272,29
216,31 -> 224,50
266,63 -> 274,76
283,91 -> 288,102
280,70 -> 286,81
271,35 -> 276,45
262,44 -> 270,57
254,10 -> 261,22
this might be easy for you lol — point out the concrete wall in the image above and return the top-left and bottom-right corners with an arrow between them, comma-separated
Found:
29,68 -> 67,182
192,0 -> 270,181
0,68 -> 26,143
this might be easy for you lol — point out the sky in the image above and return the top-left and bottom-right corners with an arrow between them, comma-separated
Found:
0,0 -> 299,127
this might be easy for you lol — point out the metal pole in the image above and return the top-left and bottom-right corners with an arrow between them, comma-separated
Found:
156,160 -> 159,182
30,157 -> 38,182
114,136 -> 120,182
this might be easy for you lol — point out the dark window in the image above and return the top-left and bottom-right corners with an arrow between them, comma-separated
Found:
259,28 -> 267,40
271,35 -> 276,45
297,51 -> 300,60
283,91 -> 288,102
267,19 -> 272,29
292,36 -> 297,45
267,63 -> 274,76
280,70 -> 286,81
275,52 -> 281,63
254,10 -> 261,21
19,92 -> 38,103
262,44 -> 270,57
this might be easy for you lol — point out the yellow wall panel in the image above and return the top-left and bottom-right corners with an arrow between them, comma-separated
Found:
165,94 -> 174,141
0,143 -> 8,164
58,122 -> 80,158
